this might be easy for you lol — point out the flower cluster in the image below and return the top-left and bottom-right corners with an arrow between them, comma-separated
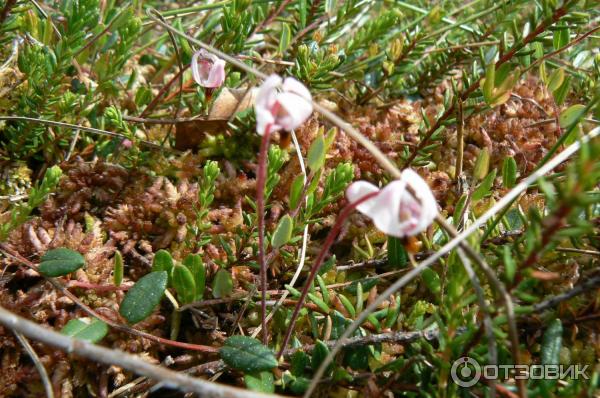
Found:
191,49 -> 226,88
346,169 -> 438,237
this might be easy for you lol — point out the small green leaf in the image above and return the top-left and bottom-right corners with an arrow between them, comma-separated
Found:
387,236 -> 407,268
113,251 -> 123,287
559,104 -> 586,128
502,157 -> 518,188
285,284 -> 302,298
541,319 -> 563,365
473,148 -> 490,180
453,194 -> 468,225
547,68 -> 565,92
311,340 -> 330,370
502,246 -> 516,283
385,296 -> 402,328
172,264 -> 196,304
272,215 -> 293,249
337,293 -> 356,318
61,318 -> 108,343
366,314 -> 381,332
553,25 -> 569,51
289,174 -> 305,210
472,170 -> 496,202
291,351 -> 310,376
183,254 -> 205,300
481,64 -> 495,104
298,0 -> 307,27
421,268 -> 441,295
212,269 -> 233,298
316,275 -> 330,304
152,250 -> 173,275
279,23 -> 292,54
553,75 -> 571,106
39,248 -> 85,277
220,336 -> 278,372
119,271 -> 167,324
307,134 -> 326,171
245,371 -> 275,393
308,293 -> 330,314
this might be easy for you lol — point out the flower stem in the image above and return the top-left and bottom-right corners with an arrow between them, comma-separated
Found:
257,125 -> 272,345
276,191 -> 379,359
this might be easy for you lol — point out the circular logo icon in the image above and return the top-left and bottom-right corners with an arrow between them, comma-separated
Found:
450,357 -> 481,387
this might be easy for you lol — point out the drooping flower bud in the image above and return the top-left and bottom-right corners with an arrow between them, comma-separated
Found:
254,74 -> 313,136
346,169 -> 438,237
191,49 -> 226,88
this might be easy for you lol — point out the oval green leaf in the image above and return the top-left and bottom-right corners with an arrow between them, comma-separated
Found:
119,271 -> 167,324
559,104 -> 586,128
152,249 -> 173,274
183,254 -> 206,300
502,157 -> 518,188
38,248 -> 85,277
61,318 -> 108,343
307,134 -> 326,171
212,269 -> 233,299
113,250 -> 123,287
172,264 -> 196,304
472,170 -> 496,202
220,336 -> 278,372
271,215 -> 293,249
289,174 -> 305,210
244,371 -> 275,393
541,319 -> 563,365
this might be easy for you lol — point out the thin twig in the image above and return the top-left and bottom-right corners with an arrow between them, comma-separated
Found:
0,116 -> 171,151
532,274 -> 600,314
555,247 -> 600,256
456,248 -> 497,398
14,332 -> 54,398
456,98 -> 464,180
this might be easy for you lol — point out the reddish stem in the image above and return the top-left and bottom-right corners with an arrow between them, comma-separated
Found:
257,125 -> 272,345
276,191 -> 379,359
67,280 -> 131,291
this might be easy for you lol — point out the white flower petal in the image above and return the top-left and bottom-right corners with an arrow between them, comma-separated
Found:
191,50 -> 202,86
191,50 -> 226,88
204,59 -> 226,88
255,74 -> 282,110
346,181 -> 380,214
401,169 -> 438,232
369,180 -> 408,238
276,92 -> 313,131
282,77 -> 312,101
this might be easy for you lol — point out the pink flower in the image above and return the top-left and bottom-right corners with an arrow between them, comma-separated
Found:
191,49 -> 226,88
346,169 -> 438,237
254,74 -> 313,135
